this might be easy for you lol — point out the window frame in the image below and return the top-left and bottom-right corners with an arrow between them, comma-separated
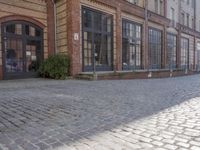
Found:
166,33 -> 177,70
148,27 -> 163,70
180,37 -> 189,70
122,19 -> 143,70
81,6 -> 114,72
1,20 -> 44,79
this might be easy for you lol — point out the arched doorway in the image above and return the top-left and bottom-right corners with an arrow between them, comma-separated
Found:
2,21 -> 43,79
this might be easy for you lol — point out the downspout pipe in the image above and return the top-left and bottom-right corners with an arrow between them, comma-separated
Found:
51,0 -> 57,54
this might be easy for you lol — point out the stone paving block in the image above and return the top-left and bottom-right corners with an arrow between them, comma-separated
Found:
1,76 -> 200,150
35,142 -> 50,150
190,141 -> 200,146
191,146 -> 200,150
176,142 -> 190,148
164,144 -> 178,150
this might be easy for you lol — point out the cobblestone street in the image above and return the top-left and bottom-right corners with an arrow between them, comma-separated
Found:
1,75 -> 200,150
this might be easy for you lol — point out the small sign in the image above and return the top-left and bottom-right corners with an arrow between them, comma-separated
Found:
74,33 -> 79,41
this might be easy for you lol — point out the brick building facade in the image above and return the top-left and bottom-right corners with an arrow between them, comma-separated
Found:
0,0 -> 200,80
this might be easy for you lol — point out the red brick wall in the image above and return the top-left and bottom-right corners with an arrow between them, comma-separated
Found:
66,0 -> 81,75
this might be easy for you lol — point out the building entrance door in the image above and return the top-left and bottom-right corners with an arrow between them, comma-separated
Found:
2,21 -> 43,79
82,7 -> 113,72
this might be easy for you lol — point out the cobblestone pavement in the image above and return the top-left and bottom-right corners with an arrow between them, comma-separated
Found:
1,75 -> 200,150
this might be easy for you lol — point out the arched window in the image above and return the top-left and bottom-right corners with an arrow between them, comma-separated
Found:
2,21 -> 43,79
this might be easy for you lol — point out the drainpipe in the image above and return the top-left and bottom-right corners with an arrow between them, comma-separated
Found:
144,0 -> 151,77
194,0 -> 196,30
51,0 -> 57,54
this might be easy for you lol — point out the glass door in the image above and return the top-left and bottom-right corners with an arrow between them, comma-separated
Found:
4,38 -> 23,74
2,21 -> 43,79
82,7 -> 113,72
25,40 -> 42,73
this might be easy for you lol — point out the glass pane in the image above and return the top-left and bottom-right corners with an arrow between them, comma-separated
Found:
94,33 -> 102,66
93,12 -> 102,31
83,32 -> 92,66
35,29 -> 41,37
25,25 -> 36,37
25,40 -> 41,72
5,24 -> 22,35
5,38 -> 23,72
82,8 -> 113,70
83,9 -> 92,28
167,34 -> 177,69
122,20 -> 142,70
16,24 -> 22,35
148,29 -> 162,69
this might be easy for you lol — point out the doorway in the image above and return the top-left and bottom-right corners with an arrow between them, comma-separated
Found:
2,21 -> 43,79
82,7 -> 113,72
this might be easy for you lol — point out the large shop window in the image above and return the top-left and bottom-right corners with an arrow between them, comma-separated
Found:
167,34 -> 177,70
82,7 -> 113,72
180,38 -> 189,69
2,21 -> 43,79
148,28 -> 162,69
122,19 -> 142,70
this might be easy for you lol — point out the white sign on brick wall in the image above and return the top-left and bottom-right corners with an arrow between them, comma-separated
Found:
74,33 -> 79,41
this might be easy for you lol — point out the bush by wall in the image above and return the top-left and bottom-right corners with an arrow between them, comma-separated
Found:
39,54 -> 69,79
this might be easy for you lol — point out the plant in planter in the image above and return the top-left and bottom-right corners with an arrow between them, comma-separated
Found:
39,54 -> 69,79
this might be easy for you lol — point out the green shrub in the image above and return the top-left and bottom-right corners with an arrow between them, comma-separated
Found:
39,54 -> 69,79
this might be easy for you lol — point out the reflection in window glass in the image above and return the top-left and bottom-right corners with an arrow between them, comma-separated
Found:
3,21 -> 43,75
122,20 -> 142,70
82,7 -> 113,72
26,40 -> 41,72
83,9 -> 92,28
181,38 -> 189,69
83,32 -> 92,66
16,24 -> 22,35
148,28 -> 162,69
25,25 -> 41,37
5,38 -> 23,72
167,34 -> 177,69
5,24 -> 22,35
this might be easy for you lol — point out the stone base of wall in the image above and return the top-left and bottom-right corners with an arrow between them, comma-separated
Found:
75,70 -> 199,80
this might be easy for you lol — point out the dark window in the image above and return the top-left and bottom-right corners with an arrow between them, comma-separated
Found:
167,34 -> 177,69
122,19 -> 142,70
5,24 -> 22,35
83,9 -> 92,28
181,38 -> 189,69
186,14 -> 189,27
25,25 -> 41,37
148,28 -> 162,69
82,7 -> 113,72
181,13 -> 185,25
